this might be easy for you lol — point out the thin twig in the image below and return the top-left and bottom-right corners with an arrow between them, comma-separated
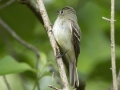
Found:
0,0 -> 15,9
37,0 -> 70,90
3,76 -> 11,90
102,17 -> 116,22
110,0 -> 118,90
0,28 -> 17,58
102,17 -> 110,22
49,65 -> 63,87
0,18 -> 40,90
48,85 -> 60,90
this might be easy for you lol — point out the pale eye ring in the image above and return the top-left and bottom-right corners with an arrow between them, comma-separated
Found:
60,10 -> 64,14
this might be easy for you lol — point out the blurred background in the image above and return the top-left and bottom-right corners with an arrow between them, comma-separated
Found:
0,0 -> 120,90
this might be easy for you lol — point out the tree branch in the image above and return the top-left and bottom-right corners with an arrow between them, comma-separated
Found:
49,65 -> 63,87
3,76 -> 11,90
110,0 -> 118,90
103,0 -> 117,90
48,85 -> 60,90
117,70 -> 120,90
0,0 -> 15,9
36,0 -> 70,90
102,17 -> 111,22
0,18 -> 40,90
110,70 -> 120,90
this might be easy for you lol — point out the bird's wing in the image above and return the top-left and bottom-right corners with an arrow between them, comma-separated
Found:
70,19 -> 81,64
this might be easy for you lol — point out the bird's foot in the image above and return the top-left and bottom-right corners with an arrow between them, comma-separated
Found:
57,50 -> 68,58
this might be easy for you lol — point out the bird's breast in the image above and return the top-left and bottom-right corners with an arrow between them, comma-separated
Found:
53,18 -> 72,49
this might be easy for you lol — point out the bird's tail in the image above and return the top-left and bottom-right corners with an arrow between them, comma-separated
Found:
69,62 -> 79,87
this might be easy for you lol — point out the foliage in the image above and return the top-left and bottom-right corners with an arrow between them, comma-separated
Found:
0,56 -> 36,75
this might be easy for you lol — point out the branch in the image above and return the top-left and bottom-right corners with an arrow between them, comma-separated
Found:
102,17 -> 111,22
0,0 -> 15,9
0,18 -> 40,90
117,70 -> 120,90
3,76 -> 11,90
110,0 -> 118,90
49,65 -> 63,87
110,70 -> 120,90
103,0 -> 117,90
36,0 -> 70,90
48,85 -> 60,90
0,28 -> 17,58
102,17 -> 116,22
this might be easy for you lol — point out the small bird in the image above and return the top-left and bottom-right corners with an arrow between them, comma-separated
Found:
52,6 -> 81,87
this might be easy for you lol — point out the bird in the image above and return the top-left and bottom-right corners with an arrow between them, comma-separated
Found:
52,6 -> 81,87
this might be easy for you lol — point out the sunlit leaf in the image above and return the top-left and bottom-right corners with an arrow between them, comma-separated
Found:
0,56 -> 36,75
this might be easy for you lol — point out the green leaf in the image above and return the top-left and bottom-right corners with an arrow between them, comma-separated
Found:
0,56 -> 36,75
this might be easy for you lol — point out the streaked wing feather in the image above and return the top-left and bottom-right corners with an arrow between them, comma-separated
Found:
70,20 -> 80,65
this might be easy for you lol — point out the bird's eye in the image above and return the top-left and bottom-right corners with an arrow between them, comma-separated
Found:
60,10 -> 64,14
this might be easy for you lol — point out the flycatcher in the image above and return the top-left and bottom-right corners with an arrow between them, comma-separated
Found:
52,6 -> 81,87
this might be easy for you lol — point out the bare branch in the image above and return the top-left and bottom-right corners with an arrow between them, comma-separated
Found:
110,0 -> 118,90
0,18 -> 40,90
3,76 -> 11,90
102,0 -> 117,90
0,0 -> 15,9
36,0 -> 70,90
48,85 -> 60,90
102,17 -> 116,22
117,70 -> 120,90
109,70 -> 120,90
49,65 -> 63,87
102,17 -> 111,22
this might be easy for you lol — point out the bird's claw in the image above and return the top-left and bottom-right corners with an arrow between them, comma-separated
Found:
57,50 -> 68,58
